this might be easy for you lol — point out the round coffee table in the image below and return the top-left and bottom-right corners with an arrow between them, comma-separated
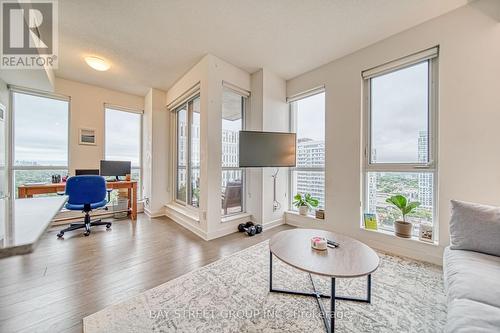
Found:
269,228 -> 379,332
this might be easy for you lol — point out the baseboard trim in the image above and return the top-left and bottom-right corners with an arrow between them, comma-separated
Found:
165,206 -> 207,240
144,208 -> 166,218
263,218 -> 284,230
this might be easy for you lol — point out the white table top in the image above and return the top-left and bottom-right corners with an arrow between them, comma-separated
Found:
0,196 -> 67,259
270,229 -> 380,278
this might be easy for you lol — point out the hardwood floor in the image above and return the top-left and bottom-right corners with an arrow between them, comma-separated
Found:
0,214 -> 293,333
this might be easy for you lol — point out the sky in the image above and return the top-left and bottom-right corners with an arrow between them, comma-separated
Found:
13,93 -> 142,167
14,93 -> 69,165
371,61 -> 428,163
296,92 -> 325,141
105,108 -> 141,166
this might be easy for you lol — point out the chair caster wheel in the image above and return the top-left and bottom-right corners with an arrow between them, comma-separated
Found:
84,231 -> 90,236
57,232 -> 64,238
106,223 -> 111,229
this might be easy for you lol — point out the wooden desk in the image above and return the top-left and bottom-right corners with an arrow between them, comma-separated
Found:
17,180 -> 138,220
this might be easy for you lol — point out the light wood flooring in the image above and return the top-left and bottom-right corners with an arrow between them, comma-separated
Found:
0,214 -> 292,333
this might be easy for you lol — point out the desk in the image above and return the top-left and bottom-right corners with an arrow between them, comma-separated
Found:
17,180 -> 138,220
0,196 -> 68,259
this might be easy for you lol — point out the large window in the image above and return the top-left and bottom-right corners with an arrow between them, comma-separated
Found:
221,89 -> 246,216
12,91 -> 69,196
175,96 -> 200,207
105,107 -> 142,197
289,91 -> 325,211
363,48 -> 438,237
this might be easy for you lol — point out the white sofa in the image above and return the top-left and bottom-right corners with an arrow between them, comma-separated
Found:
443,247 -> 500,332
443,200 -> 500,332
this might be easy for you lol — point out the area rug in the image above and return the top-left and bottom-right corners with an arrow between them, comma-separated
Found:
83,240 -> 446,332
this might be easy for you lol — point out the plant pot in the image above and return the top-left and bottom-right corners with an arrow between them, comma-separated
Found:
394,220 -> 413,238
298,205 -> 309,216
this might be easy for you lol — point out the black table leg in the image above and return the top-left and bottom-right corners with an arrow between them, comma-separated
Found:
269,251 -> 372,333
331,277 -> 335,333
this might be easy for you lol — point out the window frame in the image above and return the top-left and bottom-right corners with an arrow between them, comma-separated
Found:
103,105 -> 143,200
10,88 -> 71,196
288,89 -> 326,212
362,53 -> 439,237
173,94 -> 200,208
221,88 -> 247,216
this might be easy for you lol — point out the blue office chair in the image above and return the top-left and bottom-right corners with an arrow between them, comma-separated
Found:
57,175 -> 111,238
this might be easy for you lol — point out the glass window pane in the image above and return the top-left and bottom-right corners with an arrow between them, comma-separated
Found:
14,169 -> 68,198
105,108 -> 142,198
295,92 -> 325,168
291,170 -> 325,210
370,61 -> 429,164
366,171 -> 433,236
222,90 -> 244,215
14,93 -> 69,166
290,92 -> 325,212
105,109 -> 141,167
222,90 -> 242,168
222,169 -> 243,215
176,105 -> 187,203
190,98 -> 200,207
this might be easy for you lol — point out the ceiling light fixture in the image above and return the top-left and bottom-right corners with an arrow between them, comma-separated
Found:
84,56 -> 110,71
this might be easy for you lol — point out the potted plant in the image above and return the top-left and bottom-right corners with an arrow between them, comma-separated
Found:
385,194 -> 421,238
293,193 -> 319,216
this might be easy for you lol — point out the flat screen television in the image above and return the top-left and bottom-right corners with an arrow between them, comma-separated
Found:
239,131 -> 296,167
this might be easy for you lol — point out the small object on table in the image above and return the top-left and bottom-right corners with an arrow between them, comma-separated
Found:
51,174 -> 61,184
315,209 -> 325,219
327,239 -> 340,248
311,236 -> 328,250
125,173 -> 131,181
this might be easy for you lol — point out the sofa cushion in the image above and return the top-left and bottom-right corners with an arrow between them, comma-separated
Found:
450,200 -> 500,257
445,299 -> 500,333
443,247 -> 500,308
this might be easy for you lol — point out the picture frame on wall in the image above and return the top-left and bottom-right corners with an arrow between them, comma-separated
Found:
419,223 -> 433,242
79,128 -> 96,145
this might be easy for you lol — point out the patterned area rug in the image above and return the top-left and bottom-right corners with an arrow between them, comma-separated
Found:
84,240 -> 446,332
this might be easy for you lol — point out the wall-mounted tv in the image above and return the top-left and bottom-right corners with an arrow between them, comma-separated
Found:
239,131 -> 296,167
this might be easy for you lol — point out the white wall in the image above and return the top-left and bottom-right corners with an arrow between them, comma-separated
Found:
143,88 -> 169,216
165,54 -> 254,240
249,69 -> 289,227
286,2 -> 500,264
54,78 -> 144,177
0,78 -> 9,107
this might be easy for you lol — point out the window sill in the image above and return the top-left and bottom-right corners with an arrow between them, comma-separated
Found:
285,210 -> 325,227
360,227 -> 439,246
221,212 -> 251,223
165,202 -> 200,222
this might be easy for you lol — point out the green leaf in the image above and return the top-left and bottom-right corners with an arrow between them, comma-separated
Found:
385,195 -> 407,210
308,198 -> 319,207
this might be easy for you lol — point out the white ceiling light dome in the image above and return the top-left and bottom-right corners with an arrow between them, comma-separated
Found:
85,56 -> 111,71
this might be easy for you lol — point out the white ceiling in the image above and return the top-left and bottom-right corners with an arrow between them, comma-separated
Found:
56,0 -> 470,96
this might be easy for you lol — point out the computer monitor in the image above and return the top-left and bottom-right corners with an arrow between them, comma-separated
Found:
100,160 -> 131,180
75,169 -> 100,176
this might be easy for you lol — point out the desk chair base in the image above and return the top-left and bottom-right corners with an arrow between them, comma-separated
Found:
57,211 -> 111,238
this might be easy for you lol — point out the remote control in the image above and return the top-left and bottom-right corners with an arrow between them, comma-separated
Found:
327,239 -> 340,247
